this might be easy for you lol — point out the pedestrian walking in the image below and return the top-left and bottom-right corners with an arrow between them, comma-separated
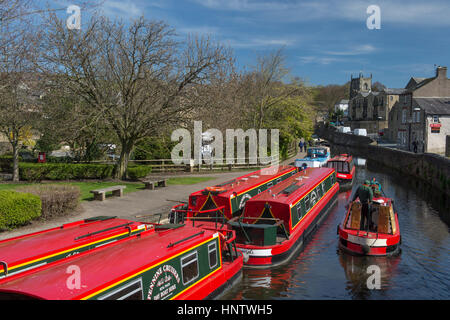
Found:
299,140 -> 304,153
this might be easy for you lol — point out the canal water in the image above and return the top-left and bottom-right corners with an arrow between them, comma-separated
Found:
222,147 -> 450,300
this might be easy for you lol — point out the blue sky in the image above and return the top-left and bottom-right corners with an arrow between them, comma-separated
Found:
49,0 -> 450,88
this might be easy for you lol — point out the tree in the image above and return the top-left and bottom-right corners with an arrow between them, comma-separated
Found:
235,49 -> 315,157
41,14 -> 233,179
0,0 -> 42,181
312,82 -> 350,115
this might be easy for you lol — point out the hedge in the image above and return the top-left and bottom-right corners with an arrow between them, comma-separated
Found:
19,163 -> 115,181
17,185 -> 81,219
2,162 -> 152,181
126,165 -> 152,180
0,190 -> 42,230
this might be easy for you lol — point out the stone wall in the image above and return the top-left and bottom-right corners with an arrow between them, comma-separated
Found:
446,135 -> 450,157
317,124 -> 450,196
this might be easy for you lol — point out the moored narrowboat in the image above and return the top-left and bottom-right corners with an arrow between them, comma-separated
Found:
0,218 -> 243,300
170,165 -> 298,223
295,147 -> 330,169
227,167 -> 339,268
0,216 -> 148,278
338,197 -> 401,256
325,154 -> 355,187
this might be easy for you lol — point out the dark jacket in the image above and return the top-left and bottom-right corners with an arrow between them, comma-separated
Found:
352,184 -> 373,203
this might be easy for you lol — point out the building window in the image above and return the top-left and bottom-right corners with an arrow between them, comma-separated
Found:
181,251 -> 199,285
433,115 -> 440,123
416,112 -> 420,123
402,110 -> 407,123
390,96 -> 393,101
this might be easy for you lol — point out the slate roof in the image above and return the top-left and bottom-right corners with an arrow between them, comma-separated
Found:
383,88 -> 406,95
413,97 -> 450,115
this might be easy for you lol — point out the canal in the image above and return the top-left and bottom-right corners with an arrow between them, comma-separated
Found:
222,146 -> 450,300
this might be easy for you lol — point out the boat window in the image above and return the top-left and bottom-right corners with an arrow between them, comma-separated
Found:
208,242 -> 218,269
296,203 -> 302,220
276,178 -> 281,184
326,161 -> 350,173
181,251 -> 199,285
267,181 -> 273,188
98,278 -> 143,300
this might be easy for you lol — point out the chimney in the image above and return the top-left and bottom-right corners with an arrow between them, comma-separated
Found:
436,66 -> 447,79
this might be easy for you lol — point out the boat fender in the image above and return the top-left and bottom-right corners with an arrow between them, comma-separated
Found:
205,186 -> 225,193
361,244 -> 370,254
218,232 -> 227,250
242,250 -> 250,263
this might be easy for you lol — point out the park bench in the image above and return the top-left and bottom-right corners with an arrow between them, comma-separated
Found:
90,185 -> 126,201
143,178 -> 167,190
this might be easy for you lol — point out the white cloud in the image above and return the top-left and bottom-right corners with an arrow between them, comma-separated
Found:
101,0 -> 143,18
323,44 -> 377,56
190,0 -> 450,26
224,37 -> 296,48
299,56 -> 342,65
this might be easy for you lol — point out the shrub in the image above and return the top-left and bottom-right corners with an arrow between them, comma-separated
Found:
19,163 -> 115,181
0,155 -> 23,173
17,185 -> 81,219
0,190 -> 42,230
126,165 -> 152,180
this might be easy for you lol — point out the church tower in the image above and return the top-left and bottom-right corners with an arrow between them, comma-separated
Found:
349,73 -> 372,99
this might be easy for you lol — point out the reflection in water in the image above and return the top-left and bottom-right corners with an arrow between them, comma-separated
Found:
222,147 -> 450,300
338,253 -> 401,300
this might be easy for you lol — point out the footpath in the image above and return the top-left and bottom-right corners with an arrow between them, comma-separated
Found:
0,150 -> 305,240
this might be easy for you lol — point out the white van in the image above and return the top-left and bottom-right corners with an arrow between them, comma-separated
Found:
338,126 -> 351,133
353,128 -> 367,136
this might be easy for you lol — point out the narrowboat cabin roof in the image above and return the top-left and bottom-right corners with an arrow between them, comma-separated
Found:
190,165 -> 297,198
246,167 -> 335,206
0,223 -> 222,300
328,154 -> 353,163
305,146 -> 330,158
0,217 -> 147,277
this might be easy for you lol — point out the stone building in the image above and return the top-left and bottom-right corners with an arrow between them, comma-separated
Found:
348,73 -> 405,134
334,99 -> 349,117
388,66 -> 450,154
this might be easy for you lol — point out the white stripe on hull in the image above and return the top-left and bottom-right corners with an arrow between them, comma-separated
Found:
239,248 -> 272,257
347,234 -> 387,247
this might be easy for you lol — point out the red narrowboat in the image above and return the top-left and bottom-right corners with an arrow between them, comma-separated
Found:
170,165 -> 298,223
0,216 -> 148,278
338,197 -> 401,256
325,154 -> 355,187
0,217 -> 243,300
226,167 -> 339,268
